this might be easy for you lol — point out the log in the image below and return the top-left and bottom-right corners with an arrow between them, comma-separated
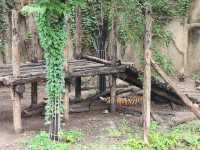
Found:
151,58 -> 200,119
143,5 -> 152,144
83,55 -> 112,65
11,9 -> 23,133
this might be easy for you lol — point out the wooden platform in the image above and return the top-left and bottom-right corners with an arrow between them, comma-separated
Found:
0,59 -> 126,86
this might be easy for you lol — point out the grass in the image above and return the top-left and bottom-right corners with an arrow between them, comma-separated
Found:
24,121 -> 200,150
121,121 -> 200,150
24,130 -> 82,150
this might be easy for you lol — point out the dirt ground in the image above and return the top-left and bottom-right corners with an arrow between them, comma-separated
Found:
0,83 -> 192,150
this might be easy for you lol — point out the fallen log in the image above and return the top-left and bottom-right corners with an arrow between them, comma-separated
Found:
82,55 -> 113,65
151,58 -> 200,120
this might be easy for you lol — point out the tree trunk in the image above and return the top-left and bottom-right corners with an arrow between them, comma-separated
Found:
11,9 -> 23,133
143,5 -> 152,145
110,14 -> 117,112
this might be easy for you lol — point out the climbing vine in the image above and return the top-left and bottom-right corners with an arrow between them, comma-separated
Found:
36,13 -> 66,125
22,0 -> 85,139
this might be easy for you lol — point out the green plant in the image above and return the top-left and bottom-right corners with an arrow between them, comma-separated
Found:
122,138 -> 145,150
153,50 -> 175,75
21,0 -> 86,140
176,0 -> 192,16
24,131 -> 82,150
59,130 -> 83,143
24,32 -> 33,41
121,121 -> 200,150
192,73 -> 200,81
24,132 -> 70,150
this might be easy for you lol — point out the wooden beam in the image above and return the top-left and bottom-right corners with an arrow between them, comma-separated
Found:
110,13 -> 118,112
151,58 -> 200,120
74,6 -> 82,101
143,5 -> 152,144
31,82 -> 38,107
83,55 -> 113,65
11,9 -> 22,133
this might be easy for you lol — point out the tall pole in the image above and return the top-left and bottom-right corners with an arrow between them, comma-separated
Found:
110,8 -> 117,112
143,4 -> 152,144
75,6 -> 82,102
11,9 -> 22,133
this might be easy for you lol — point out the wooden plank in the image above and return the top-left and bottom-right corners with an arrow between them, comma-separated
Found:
0,65 -> 126,86
83,55 -> 112,66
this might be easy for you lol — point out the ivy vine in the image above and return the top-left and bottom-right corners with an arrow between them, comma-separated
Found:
21,0 -> 85,131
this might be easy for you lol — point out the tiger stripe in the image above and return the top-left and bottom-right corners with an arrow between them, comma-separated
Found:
100,95 -> 143,106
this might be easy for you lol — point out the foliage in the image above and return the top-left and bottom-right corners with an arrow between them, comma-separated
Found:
114,0 -> 192,42
21,0 -> 85,133
59,130 -> 83,143
192,72 -> 200,81
35,12 -> 67,124
24,131 -> 82,150
177,0 -> 192,16
153,50 -> 175,75
121,121 -> 200,150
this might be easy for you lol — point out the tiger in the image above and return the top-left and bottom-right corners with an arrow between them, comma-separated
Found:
99,95 -> 143,107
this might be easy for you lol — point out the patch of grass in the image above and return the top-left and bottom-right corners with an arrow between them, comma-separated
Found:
59,130 -> 83,143
121,121 -> 200,150
119,119 -> 132,135
105,119 -> 133,138
24,130 -> 82,150
105,128 -> 122,138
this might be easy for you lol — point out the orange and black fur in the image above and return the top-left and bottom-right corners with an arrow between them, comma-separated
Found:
100,95 -> 143,107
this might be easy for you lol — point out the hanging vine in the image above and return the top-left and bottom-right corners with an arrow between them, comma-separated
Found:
22,0 -> 85,140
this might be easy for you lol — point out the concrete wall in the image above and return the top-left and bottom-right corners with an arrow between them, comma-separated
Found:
121,0 -> 200,74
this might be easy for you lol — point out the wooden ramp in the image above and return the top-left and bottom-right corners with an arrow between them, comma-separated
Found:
119,64 -> 200,105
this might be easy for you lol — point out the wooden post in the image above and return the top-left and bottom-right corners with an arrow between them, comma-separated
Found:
110,14 -> 117,112
11,9 -> 22,133
74,6 -> 82,101
63,19 -> 72,122
31,82 -> 38,107
143,5 -> 152,144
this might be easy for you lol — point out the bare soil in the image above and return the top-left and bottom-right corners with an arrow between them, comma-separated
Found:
0,83 -> 190,150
